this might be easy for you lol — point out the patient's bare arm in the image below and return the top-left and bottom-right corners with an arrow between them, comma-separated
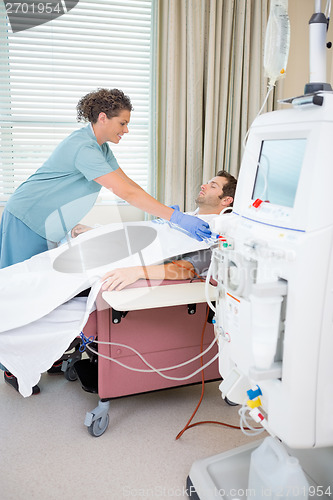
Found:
71,224 -> 93,238
101,261 -> 195,292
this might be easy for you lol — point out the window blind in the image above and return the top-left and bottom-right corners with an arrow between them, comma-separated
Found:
0,0 -> 152,204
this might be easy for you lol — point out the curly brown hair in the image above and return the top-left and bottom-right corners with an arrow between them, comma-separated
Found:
76,88 -> 133,123
216,170 -> 237,203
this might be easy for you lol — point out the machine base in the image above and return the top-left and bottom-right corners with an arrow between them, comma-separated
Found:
187,440 -> 333,499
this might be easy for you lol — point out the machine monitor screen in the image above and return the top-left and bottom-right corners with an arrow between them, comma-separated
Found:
252,138 -> 307,208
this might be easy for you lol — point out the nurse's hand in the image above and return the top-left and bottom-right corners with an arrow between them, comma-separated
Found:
71,224 -> 92,238
170,210 -> 211,241
101,267 -> 142,291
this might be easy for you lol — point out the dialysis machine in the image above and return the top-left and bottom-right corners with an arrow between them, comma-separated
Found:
187,93 -> 333,499
215,93 -> 333,450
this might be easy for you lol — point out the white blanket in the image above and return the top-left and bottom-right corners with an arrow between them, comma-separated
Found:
0,221 -> 208,396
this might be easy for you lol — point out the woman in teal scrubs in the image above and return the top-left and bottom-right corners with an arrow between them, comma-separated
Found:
0,88 -> 210,268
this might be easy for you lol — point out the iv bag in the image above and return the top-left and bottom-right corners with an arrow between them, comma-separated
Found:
264,0 -> 290,86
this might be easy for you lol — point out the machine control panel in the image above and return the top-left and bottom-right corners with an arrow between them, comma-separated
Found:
243,238 -> 296,261
244,201 -> 296,230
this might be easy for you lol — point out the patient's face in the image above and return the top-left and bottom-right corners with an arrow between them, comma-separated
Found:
196,176 -> 227,208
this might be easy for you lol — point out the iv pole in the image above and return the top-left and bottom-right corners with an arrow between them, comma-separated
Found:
304,0 -> 332,93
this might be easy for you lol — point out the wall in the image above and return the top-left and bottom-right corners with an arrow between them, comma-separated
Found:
78,204 -> 144,226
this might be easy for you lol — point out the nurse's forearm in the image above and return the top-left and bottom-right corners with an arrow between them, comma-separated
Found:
95,171 -> 174,220
115,167 -> 145,191
125,189 -> 174,220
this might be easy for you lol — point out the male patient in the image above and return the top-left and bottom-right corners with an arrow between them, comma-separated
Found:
73,170 -> 237,291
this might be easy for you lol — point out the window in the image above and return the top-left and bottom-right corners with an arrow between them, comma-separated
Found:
0,0 -> 153,204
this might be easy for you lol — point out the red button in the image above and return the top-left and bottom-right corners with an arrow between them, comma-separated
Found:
253,198 -> 263,208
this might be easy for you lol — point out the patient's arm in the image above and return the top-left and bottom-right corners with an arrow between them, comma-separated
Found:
71,224 -> 93,238
101,261 -> 195,292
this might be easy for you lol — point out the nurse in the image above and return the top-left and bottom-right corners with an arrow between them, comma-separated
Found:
0,88 -> 211,269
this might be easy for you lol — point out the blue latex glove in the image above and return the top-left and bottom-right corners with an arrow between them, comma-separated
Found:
170,210 -> 211,241
169,204 -> 180,211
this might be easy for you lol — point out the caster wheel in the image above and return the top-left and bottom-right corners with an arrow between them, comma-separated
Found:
88,414 -> 109,437
224,396 -> 239,406
64,364 -> 78,381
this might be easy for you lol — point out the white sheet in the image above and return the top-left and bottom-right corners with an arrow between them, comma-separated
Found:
0,297 -> 90,396
0,221 -> 208,396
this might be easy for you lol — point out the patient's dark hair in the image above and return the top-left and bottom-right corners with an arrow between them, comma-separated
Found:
216,170 -> 237,203
76,88 -> 133,123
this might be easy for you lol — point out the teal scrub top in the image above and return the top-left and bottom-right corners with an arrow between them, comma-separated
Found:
6,125 -> 119,242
